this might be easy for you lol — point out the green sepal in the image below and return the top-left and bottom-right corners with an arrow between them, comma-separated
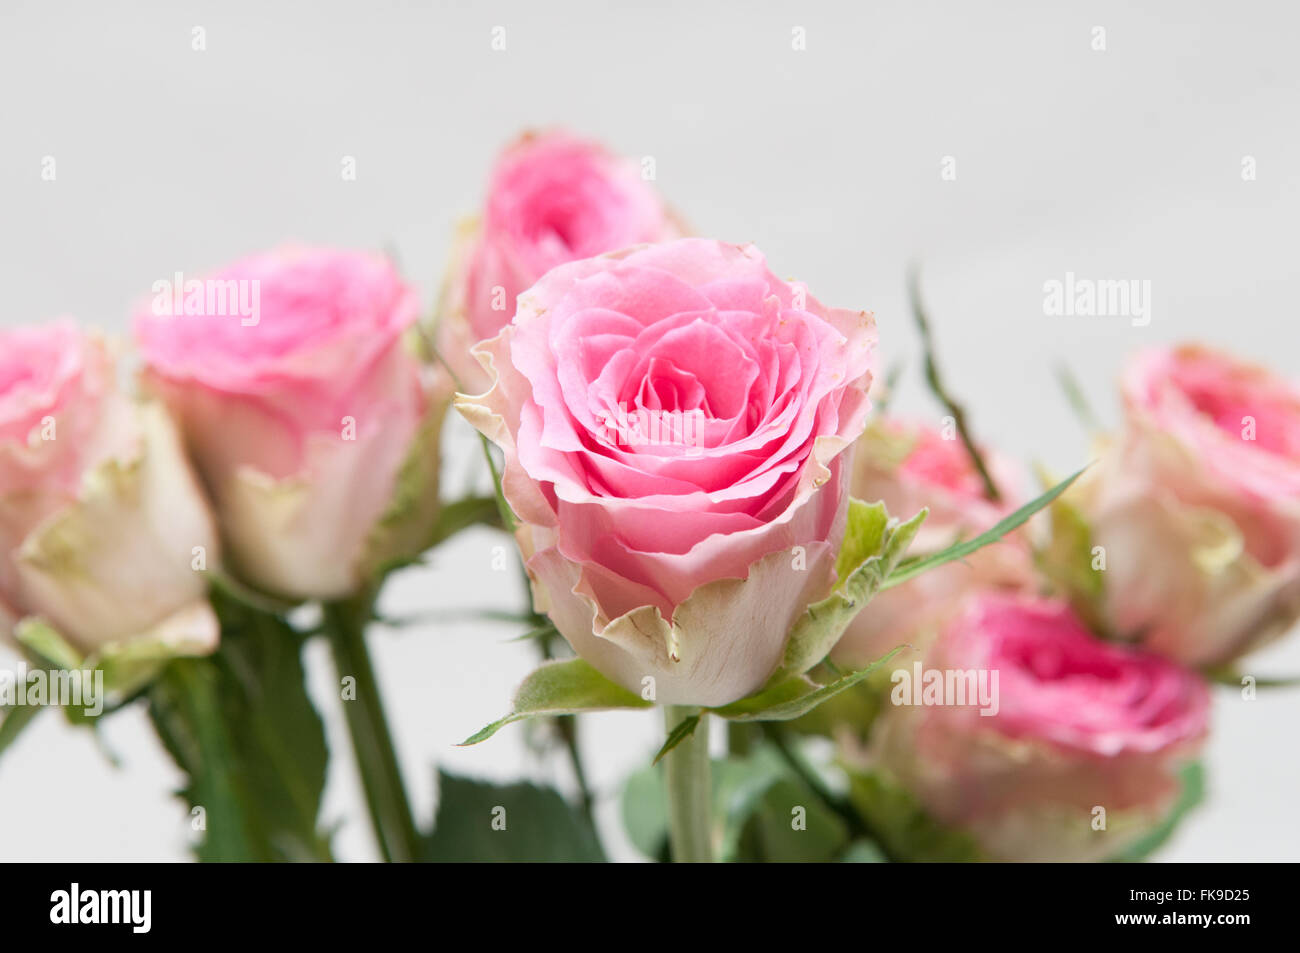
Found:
882,467 -> 1086,590
773,501 -> 926,682
460,657 -> 653,746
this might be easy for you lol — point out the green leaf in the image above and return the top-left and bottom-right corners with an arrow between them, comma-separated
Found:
774,501 -> 926,682
620,763 -> 671,861
739,777 -> 850,862
460,657 -> 653,746
712,747 -> 793,861
653,712 -> 701,764
780,665 -> 889,740
147,591 -> 332,862
422,770 -> 605,862
844,766 -> 986,862
1110,762 -> 1205,862
882,466 -> 1086,590
711,647 -> 903,723
841,840 -> 889,862
708,675 -> 820,720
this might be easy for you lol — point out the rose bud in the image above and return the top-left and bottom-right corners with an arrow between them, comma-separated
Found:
457,238 -> 876,707
1066,344 -> 1300,668
135,247 -> 447,601
832,417 -> 1032,668
865,593 -> 1209,862
436,130 -> 681,392
0,321 -> 219,658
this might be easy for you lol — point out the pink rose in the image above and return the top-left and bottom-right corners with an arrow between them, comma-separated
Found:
135,246 -> 444,601
869,593 -> 1209,862
1070,344 -> 1300,667
832,417 -> 1031,667
458,239 -> 876,706
1,322 -> 219,655
437,130 -> 680,392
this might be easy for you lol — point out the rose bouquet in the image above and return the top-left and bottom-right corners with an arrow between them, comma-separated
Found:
2,130 -> 1294,864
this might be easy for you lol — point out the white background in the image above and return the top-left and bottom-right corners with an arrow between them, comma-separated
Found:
1,0 -> 1297,861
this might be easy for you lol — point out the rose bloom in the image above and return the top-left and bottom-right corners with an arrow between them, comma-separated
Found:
1071,344 -> 1300,667
136,247 -> 444,601
831,417 -> 1031,667
437,130 -> 680,392
0,321 -> 219,655
866,593 -> 1209,862
458,239 -> 876,706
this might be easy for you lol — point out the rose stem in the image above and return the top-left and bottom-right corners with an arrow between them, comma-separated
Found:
323,589 -> 421,863
663,706 -> 713,863
908,266 -> 1002,502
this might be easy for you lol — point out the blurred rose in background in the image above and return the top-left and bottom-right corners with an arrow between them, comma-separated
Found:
862,592 -> 1210,862
436,130 -> 682,393
1067,344 -> 1300,668
0,322 -> 219,659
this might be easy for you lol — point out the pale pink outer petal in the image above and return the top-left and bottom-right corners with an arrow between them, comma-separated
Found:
14,402 -> 221,654
528,535 -> 840,707
1076,437 -> 1300,666
454,327 -> 560,531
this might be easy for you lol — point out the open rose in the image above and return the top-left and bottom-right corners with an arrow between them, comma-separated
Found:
865,593 -> 1209,862
1068,344 -> 1300,667
457,239 -> 876,706
135,247 -> 446,601
436,130 -> 681,392
832,418 -> 1031,667
0,321 -> 219,657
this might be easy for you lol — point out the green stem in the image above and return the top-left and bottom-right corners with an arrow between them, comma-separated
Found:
663,706 -> 713,863
908,267 -> 1002,502
323,591 -> 421,863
